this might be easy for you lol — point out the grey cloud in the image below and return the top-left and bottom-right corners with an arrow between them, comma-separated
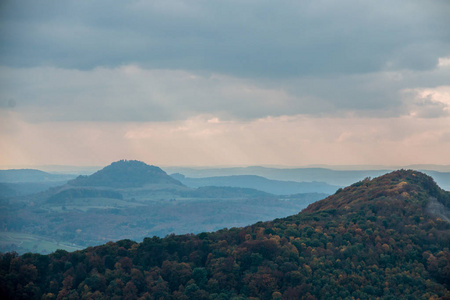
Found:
440,132 -> 450,143
1,0 -> 449,77
0,66 -> 301,122
411,98 -> 448,118
0,99 -> 16,108
1,0 -> 450,123
2,63 -> 449,123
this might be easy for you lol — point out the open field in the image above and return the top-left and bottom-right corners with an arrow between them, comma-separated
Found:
46,197 -> 146,212
0,232 -> 83,254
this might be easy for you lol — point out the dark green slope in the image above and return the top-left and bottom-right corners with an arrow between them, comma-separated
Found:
1,170 -> 449,299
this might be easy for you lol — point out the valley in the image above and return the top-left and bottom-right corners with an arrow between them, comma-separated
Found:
2,160 -> 449,256
0,160 -> 327,254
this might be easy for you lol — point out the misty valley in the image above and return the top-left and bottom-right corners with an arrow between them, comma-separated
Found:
0,160 -> 331,254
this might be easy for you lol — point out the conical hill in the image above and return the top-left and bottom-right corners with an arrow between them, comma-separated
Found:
68,159 -> 183,188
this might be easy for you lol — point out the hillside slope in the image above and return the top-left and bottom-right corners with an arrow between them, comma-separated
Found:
1,170 -> 449,299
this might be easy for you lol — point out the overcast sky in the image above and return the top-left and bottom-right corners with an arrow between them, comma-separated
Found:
1,0 -> 450,168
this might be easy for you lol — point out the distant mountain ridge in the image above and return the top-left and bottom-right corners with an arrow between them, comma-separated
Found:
0,169 -> 75,183
165,166 -> 450,190
176,186 -> 275,199
1,160 -> 331,254
164,166 -> 392,186
171,173 -> 340,195
0,170 -> 76,197
68,160 -> 183,188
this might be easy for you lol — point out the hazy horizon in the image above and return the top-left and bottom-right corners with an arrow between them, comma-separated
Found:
3,161 -> 450,174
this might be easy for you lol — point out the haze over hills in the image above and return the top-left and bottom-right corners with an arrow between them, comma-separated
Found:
297,164 -> 450,172
2,163 -> 449,192
0,160 -> 327,254
1,160 -> 449,256
166,166 -> 450,190
419,170 -> 450,191
164,166 -> 395,186
0,169 -> 76,183
0,169 -> 77,198
171,173 -> 340,195
1,170 -> 448,299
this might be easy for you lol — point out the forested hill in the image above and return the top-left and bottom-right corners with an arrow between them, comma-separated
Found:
68,160 -> 183,188
1,170 -> 449,299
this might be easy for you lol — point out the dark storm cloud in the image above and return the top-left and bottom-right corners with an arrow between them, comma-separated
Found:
1,0 -> 449,77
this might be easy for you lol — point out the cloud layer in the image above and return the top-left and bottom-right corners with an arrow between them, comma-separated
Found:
1,63 -> 450,123
1,0 -> 449,167
1,0 -> 449,76
2,113 -> 450,167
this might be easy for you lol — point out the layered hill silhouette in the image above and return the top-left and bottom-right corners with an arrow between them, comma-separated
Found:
1,170 -> 449,299
171,173 -> 340,195
43,159 -> 188,204
68,160 -> 183,188
0,169 -> 75,183
0,169 -> 76,197
46,160 -> 283,204
1,160 -> 325,254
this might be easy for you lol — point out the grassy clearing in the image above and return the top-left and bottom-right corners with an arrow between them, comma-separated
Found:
47,197 -> 146,211
0,232 -> 83,254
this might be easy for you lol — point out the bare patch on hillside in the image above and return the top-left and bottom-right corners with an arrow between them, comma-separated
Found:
426,197 -> 450,222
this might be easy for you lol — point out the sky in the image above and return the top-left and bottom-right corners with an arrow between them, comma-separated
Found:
1,0 -> 450,168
